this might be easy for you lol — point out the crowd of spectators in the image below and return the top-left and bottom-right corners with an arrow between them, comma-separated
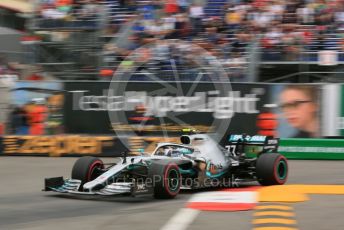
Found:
37,0 -> 102,28
29,0 -> 344,80
100,0 -> 344,81
102,1 -> 252,81
238,0 -> 344,61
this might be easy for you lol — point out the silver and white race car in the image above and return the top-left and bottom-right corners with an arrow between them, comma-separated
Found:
44,134 -> 288,199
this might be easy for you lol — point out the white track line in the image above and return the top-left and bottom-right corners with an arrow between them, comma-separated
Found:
160,208 -> 200,230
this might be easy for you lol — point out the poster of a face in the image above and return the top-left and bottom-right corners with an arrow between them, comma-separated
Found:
271,85 -> 320,138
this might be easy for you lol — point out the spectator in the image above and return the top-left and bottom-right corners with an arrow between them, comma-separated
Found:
162,13 -> 177,33
40,3 -> 67,22
281,25 -> 303,60
225,8 -> 242,32
25,66 -> 45,81
297,3 -> 315,25
189,3 -> 204,36
138,1 -> 156,21
262,26 -> 283,60
76,0 -> 100,28
172,13 -> 191,39
55,0 -> 73,13
265,27 -> 283,47
268,0 -> 285,20
341,38 -> 344,61
282,0 -> 299,24
252,8 -> 274,29
103,34 -> 141,68
120,0 -> 136,11
177,0 -> 190,13
165,0 -> 179,15
10,107 -> 29,135
204,27 -> 221,44
27,100 -> 48,135
146,19 -> 168,38
231,32 -> 250,54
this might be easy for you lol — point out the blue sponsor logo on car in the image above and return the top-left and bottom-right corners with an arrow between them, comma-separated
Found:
229,135 -> 266,142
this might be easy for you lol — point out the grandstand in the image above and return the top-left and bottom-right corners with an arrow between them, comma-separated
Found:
0,0 -> 343,82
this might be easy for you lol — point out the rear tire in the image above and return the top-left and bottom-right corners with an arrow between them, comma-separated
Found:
71,156 -> 104,187
148,160 -> 181,199
256,153 -> 288,186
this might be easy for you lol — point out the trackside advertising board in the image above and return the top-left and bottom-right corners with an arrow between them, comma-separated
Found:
279,138 -> 344,160
321,84 -> 344,137
3,81 -> 324,138
0,135 -> 127,157
2,135 -> 344,159
64,81 -> 270,137
3,81 -> 344,159
63,82 -> 322,139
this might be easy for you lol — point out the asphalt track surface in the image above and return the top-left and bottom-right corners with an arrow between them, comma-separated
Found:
0,157 -> 343,230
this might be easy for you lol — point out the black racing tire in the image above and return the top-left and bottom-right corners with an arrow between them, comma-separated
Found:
148,160 -> 181,199
256,153 -> 288,186
71,156 -> 104,187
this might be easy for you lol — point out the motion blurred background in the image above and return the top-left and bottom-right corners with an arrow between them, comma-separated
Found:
1,0 -> 344,155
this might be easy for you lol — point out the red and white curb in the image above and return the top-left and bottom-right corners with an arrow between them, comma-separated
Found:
187,187 -> 258,212
161,187 -> 258,230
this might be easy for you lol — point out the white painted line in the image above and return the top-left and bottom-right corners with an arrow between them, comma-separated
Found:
160,208 -> 200,230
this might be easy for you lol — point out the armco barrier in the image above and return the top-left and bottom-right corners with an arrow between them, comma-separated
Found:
279,138 -> 344,160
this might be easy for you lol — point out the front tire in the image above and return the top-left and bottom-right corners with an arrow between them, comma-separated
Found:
148,160 -> 181,199
256,153 -> 288,185
71,156 -> 104,187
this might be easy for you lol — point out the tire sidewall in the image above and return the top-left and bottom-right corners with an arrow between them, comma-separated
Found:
162,163 -> 181,196
256,153 -> 288,185
87,160 -> 104,181
272,155 -> 288,185
71,156 -> 104,185
148,160 -> 181,198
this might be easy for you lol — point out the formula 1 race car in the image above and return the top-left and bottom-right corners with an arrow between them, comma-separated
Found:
44,134 -> 288,199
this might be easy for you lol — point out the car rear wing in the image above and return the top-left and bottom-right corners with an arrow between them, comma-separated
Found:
226,134 -> 279,152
